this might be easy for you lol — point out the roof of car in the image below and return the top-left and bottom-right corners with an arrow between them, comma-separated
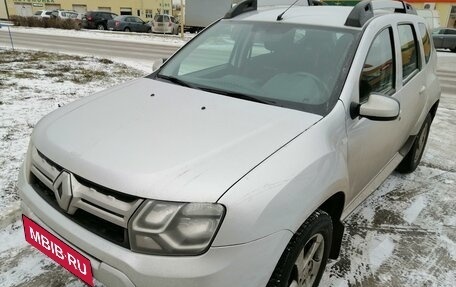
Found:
232,6 -> 357,29
228,0 -> 420,29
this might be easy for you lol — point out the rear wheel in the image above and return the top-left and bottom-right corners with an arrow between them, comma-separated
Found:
97,24 -> 105,30
267,210 -> 332,287
396,114 -> 432,173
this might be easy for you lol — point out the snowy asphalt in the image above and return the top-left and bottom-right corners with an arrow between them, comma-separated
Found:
0,31 -> 455,286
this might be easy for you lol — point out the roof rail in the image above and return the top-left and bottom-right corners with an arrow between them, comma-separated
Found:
345,0 -> 417,28
224,0 -> 324,19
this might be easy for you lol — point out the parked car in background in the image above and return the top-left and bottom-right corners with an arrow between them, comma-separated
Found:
33,10 -> 53,18
432,28 -> 456,52
82,11 -> 118,30
151,14 -> 179,34
107,15 -> 152,33
51,10 -> 79,19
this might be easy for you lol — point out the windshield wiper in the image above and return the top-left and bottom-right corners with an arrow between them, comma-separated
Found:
156,75 -> 198,89
156,75 -> 275,106
199,87 -> 276,105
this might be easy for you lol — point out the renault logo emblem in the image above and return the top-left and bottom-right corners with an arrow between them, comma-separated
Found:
53,171 -> 73,211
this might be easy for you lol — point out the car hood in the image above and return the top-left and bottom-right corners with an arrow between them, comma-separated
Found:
33,78 -> 321,202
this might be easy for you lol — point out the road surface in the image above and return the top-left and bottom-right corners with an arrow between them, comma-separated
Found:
0,29 -> 179,68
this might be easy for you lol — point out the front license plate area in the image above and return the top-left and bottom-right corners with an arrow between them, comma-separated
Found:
22,215 -> 94,286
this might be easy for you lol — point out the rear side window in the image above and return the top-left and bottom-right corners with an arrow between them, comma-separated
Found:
398,24 -> 419,81
360,28 -> 395,101
419,23 -> 431,63
34,11 -> 42,15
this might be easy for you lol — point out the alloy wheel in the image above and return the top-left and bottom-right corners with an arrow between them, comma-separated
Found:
289,233 -> 325,287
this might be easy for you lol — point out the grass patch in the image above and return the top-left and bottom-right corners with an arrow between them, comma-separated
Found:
71,69 -> 108,84
15,71 -> 37,79
98,58 -> 113,64
0,50 -> 143,93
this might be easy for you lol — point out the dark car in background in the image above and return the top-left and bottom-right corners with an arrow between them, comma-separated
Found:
432,28 -> 456,52
82,11 -> 118,30
107,15 -> 152,33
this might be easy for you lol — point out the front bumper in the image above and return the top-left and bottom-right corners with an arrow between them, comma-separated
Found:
18,164 -> 291,287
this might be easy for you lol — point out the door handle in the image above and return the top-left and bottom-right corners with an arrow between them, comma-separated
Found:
419,86 -> 426,94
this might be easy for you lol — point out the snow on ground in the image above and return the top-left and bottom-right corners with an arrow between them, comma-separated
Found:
321,89 -> 456,286
0,48 -> 455,286
0,49 -> 144,286
8,26 -> 193,47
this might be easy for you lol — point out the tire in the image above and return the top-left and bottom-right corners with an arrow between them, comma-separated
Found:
124,27 -> 131,32
174,27 -> 179,35
396,114 -> 432,173
147,28 -> 152,33
97,24 -> 105,30
267,210 -> 332,287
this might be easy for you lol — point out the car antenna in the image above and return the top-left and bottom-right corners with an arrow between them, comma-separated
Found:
277,0 -> 301,21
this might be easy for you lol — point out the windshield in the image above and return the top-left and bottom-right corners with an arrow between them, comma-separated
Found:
157,21 -> 359,115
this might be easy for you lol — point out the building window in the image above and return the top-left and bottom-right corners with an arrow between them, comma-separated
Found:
145,9 -> 153,18
120,8 -> 132,16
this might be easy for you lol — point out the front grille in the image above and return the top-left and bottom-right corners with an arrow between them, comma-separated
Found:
30,174 -> 130,248
29,148 -> 144,249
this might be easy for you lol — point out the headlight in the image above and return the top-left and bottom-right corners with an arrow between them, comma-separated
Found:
129,200 -> 225,255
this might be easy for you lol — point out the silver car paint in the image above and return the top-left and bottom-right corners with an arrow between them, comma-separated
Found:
32,78 -> 321,203
215,101 -> 348,245
18,6 -> 441,287
341,15 -> 440,203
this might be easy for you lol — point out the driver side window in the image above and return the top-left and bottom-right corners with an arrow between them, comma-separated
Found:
360,28 -> 395,102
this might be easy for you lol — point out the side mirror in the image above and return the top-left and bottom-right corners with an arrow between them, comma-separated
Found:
358,94 -> 400,121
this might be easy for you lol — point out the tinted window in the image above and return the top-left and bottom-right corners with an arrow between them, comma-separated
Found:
419,23 -> 431,63
360,28 -> 395,101
34,11 -> 42,15
446,29 -> 456,35
398,24 -> 419,81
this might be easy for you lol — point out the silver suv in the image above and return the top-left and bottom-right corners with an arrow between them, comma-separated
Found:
19,0 -> 440,286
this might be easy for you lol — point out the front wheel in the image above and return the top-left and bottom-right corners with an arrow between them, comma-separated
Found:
97,24 -> 105,30
124,27 -> 131,32
267,210 -> 332,287
396,114 -> 432,173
